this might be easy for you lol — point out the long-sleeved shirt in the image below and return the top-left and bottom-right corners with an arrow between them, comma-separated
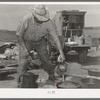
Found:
16,14 -> 59,43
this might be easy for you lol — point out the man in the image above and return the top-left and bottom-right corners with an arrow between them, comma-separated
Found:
16,5 -> 65,84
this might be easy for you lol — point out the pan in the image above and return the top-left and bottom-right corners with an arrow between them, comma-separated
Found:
56,81 -> 81,89
88,69 -> 100,77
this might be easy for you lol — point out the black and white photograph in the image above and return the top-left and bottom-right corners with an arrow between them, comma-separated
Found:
0,3 -> 100,89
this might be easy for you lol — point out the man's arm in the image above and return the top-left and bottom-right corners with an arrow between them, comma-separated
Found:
47,20 -> 65,62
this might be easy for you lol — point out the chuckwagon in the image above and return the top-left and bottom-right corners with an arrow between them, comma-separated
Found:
53,10 -> 91,63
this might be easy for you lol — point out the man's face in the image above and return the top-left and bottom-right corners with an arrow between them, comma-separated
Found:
34,16 -> 44,24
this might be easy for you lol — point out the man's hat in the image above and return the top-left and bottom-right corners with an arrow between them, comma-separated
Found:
29,5 -> 50,22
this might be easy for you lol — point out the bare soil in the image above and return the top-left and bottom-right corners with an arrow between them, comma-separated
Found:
0,47 -> 100,88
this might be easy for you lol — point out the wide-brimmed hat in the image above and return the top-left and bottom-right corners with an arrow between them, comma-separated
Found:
29,5 -> 50,22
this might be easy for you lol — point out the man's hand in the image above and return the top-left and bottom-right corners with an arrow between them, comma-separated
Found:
58,51 -> 65,62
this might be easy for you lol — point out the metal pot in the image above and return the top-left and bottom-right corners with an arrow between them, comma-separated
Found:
88,69 -> 100,77
81,78 -> 95,84
0,70 -> 9,80
81,78 -> 96,88
94,79 -> 100,88
56,81 -> 81,89
0,65 -> 5,69
86,83 -> 96,88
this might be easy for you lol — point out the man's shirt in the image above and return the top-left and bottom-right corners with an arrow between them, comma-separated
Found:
16,14 -> 58,42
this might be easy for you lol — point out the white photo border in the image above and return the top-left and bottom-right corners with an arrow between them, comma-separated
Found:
0,2 -> 100,98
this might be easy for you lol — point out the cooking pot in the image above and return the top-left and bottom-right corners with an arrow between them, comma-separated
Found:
81,78 -> 94,83
0,70 -> 9,80
81,78 -> 97,88
94,79 -> 100,88
56,81 -> 81,89
88,69 -> 100,77
0,65 -> 5,69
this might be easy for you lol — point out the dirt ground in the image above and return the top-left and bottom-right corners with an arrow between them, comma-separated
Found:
0,47 -> 100,88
